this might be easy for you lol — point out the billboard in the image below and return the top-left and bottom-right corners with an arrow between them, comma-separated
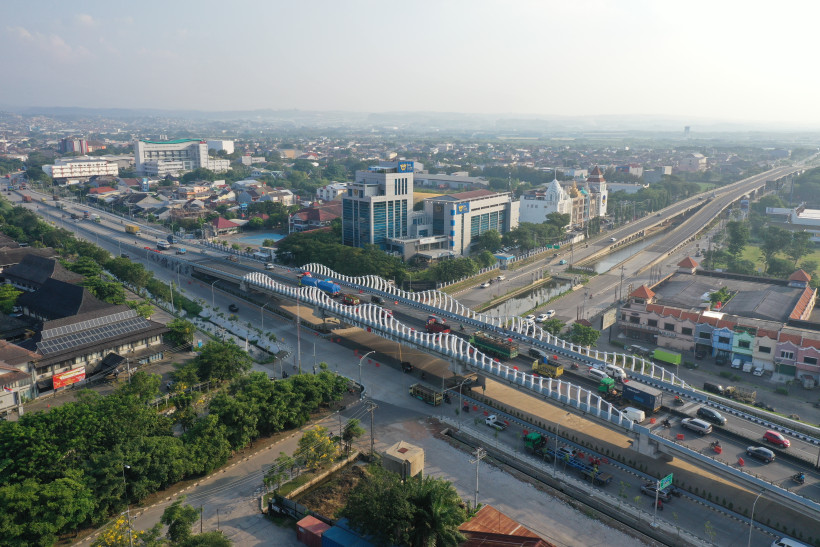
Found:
456,202 -> 470,215
53,367 -> 86,389
397,161 -> 414,173
601,307 -> 618,330
141,178 -> 150,192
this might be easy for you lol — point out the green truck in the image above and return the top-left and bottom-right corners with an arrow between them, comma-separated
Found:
409,383 -> 442,406
470,331 -> 519,360
653,348 -> 682,366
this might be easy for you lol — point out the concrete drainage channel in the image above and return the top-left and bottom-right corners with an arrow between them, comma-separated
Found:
443,423 -> 711,547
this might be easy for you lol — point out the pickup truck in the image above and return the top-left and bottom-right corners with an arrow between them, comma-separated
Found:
485,415 -> 507,431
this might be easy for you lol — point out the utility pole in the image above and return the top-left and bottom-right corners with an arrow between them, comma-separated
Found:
618,266 -> 625,302
366,400 -> 378,458
470,447 -> 487,509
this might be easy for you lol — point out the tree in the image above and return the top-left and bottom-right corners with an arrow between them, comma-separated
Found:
92,514 -> 162,547
295,426 -> 338,470
339,465 -> 414,546
167,319 -> 196,347
472,230 -> 501,253
542,318 -> 565,337
406,475 -> 467,547
474,250 -> 497,269
194,340 -> 252,382
160,497 -> 199,544
68,256 -> 103,278
725,221 -> 749,257
340,465 -> 466,547
264,452 -> 295,491
760,226 -> 791,271
569,323 -> 600,347
786,231 -> 813,266
84,278 -> 127,304
127,300 -> 156,319
0,284 -> 22,314
341,419 -> 365,454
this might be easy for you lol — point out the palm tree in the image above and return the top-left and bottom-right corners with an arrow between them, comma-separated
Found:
406,476 -> 467,547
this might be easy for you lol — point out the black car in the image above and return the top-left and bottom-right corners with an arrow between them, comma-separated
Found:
696,407 -> 727,426
746,446 -> 775,463
371,295 -> 384,305
228,304 -> 239,312
703,382 -> 733,396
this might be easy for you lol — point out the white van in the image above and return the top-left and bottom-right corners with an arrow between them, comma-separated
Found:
622,407 -> 645,423
588,368 -> 610,382
604,364 -> 627,382
731,358 -> 742,369
771,538 -> 811,547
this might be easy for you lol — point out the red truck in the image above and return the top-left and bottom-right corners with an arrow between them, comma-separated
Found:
425,314 -> 451,333
22,195 -> 32,203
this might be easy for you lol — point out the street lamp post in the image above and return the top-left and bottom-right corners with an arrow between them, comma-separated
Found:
748,490 -> 765,547
122,465 -> 133,547
553,412 -> 570,477
358,351 -> 375,395
210,280 -> 219,309
260,301 -> 270,332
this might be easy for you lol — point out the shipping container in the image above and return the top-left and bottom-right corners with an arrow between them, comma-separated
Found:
296,515 -> 330,547
622,381 -> 664,413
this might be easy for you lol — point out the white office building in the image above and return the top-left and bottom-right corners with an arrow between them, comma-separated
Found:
42,157 -> 119,180
316,182 -> 349,202
134,139 -> 230,177
207,140 -> 235,154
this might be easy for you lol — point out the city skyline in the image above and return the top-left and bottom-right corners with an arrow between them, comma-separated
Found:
2,0 -> 819,128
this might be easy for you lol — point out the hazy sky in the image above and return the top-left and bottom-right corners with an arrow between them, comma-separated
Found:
2,0 -> 818,125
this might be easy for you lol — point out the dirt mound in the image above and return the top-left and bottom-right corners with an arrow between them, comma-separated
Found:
295,464 -> 368,519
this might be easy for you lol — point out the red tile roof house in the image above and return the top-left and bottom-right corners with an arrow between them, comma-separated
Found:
212,217 -> 240,235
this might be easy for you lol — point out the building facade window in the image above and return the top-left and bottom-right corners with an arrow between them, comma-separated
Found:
718,336 -> 730,344
699,332 -> 711,339
804,357 -> 818,366
647,319 -> 658,327
738,341 -> 751,349
780,351 -> 795,360
681,327 -> 693,336
758,346 -> 771,354
663,323 -> 675,332
629,317 -> 640,324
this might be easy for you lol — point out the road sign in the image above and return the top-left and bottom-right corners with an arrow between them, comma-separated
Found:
659,473 -> 673,490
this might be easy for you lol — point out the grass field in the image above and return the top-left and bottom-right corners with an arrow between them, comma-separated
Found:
738,244 -> 820,273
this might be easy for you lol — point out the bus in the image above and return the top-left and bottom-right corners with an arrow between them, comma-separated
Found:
156,240 -> 171,251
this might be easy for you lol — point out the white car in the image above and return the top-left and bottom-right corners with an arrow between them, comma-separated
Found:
536,313 -> 549,322
545,309 -> 555,318
753,366 -> 764,376
524,314 -> 536,322
480,282 -> 491,288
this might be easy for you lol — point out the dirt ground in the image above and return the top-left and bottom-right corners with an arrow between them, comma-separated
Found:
294,464 -> 369,519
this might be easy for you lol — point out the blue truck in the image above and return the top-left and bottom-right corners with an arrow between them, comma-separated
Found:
298,274 -> 341,297
622,381 -> 664,413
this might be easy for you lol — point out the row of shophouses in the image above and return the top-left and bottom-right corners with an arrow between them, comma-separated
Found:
619,258 -> 819,385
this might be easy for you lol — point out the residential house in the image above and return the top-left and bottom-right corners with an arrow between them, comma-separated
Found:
0,340 -> 40,415
289,202 -> 342,233
212,217 -> 240,235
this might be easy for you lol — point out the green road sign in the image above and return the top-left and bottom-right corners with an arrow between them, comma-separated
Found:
659,473 -> 673,490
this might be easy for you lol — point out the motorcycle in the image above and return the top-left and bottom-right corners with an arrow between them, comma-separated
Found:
793,473 -> 805,485
673,395 -> 684,406
443,393 -> 452,404
662,419 -> 671,429
570,363 -> 580,370
710,441 -> 722,454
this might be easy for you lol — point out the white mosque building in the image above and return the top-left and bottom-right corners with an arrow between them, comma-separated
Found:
519,166 -> 608,228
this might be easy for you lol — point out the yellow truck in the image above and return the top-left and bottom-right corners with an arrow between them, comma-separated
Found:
125,224 -> 141,235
